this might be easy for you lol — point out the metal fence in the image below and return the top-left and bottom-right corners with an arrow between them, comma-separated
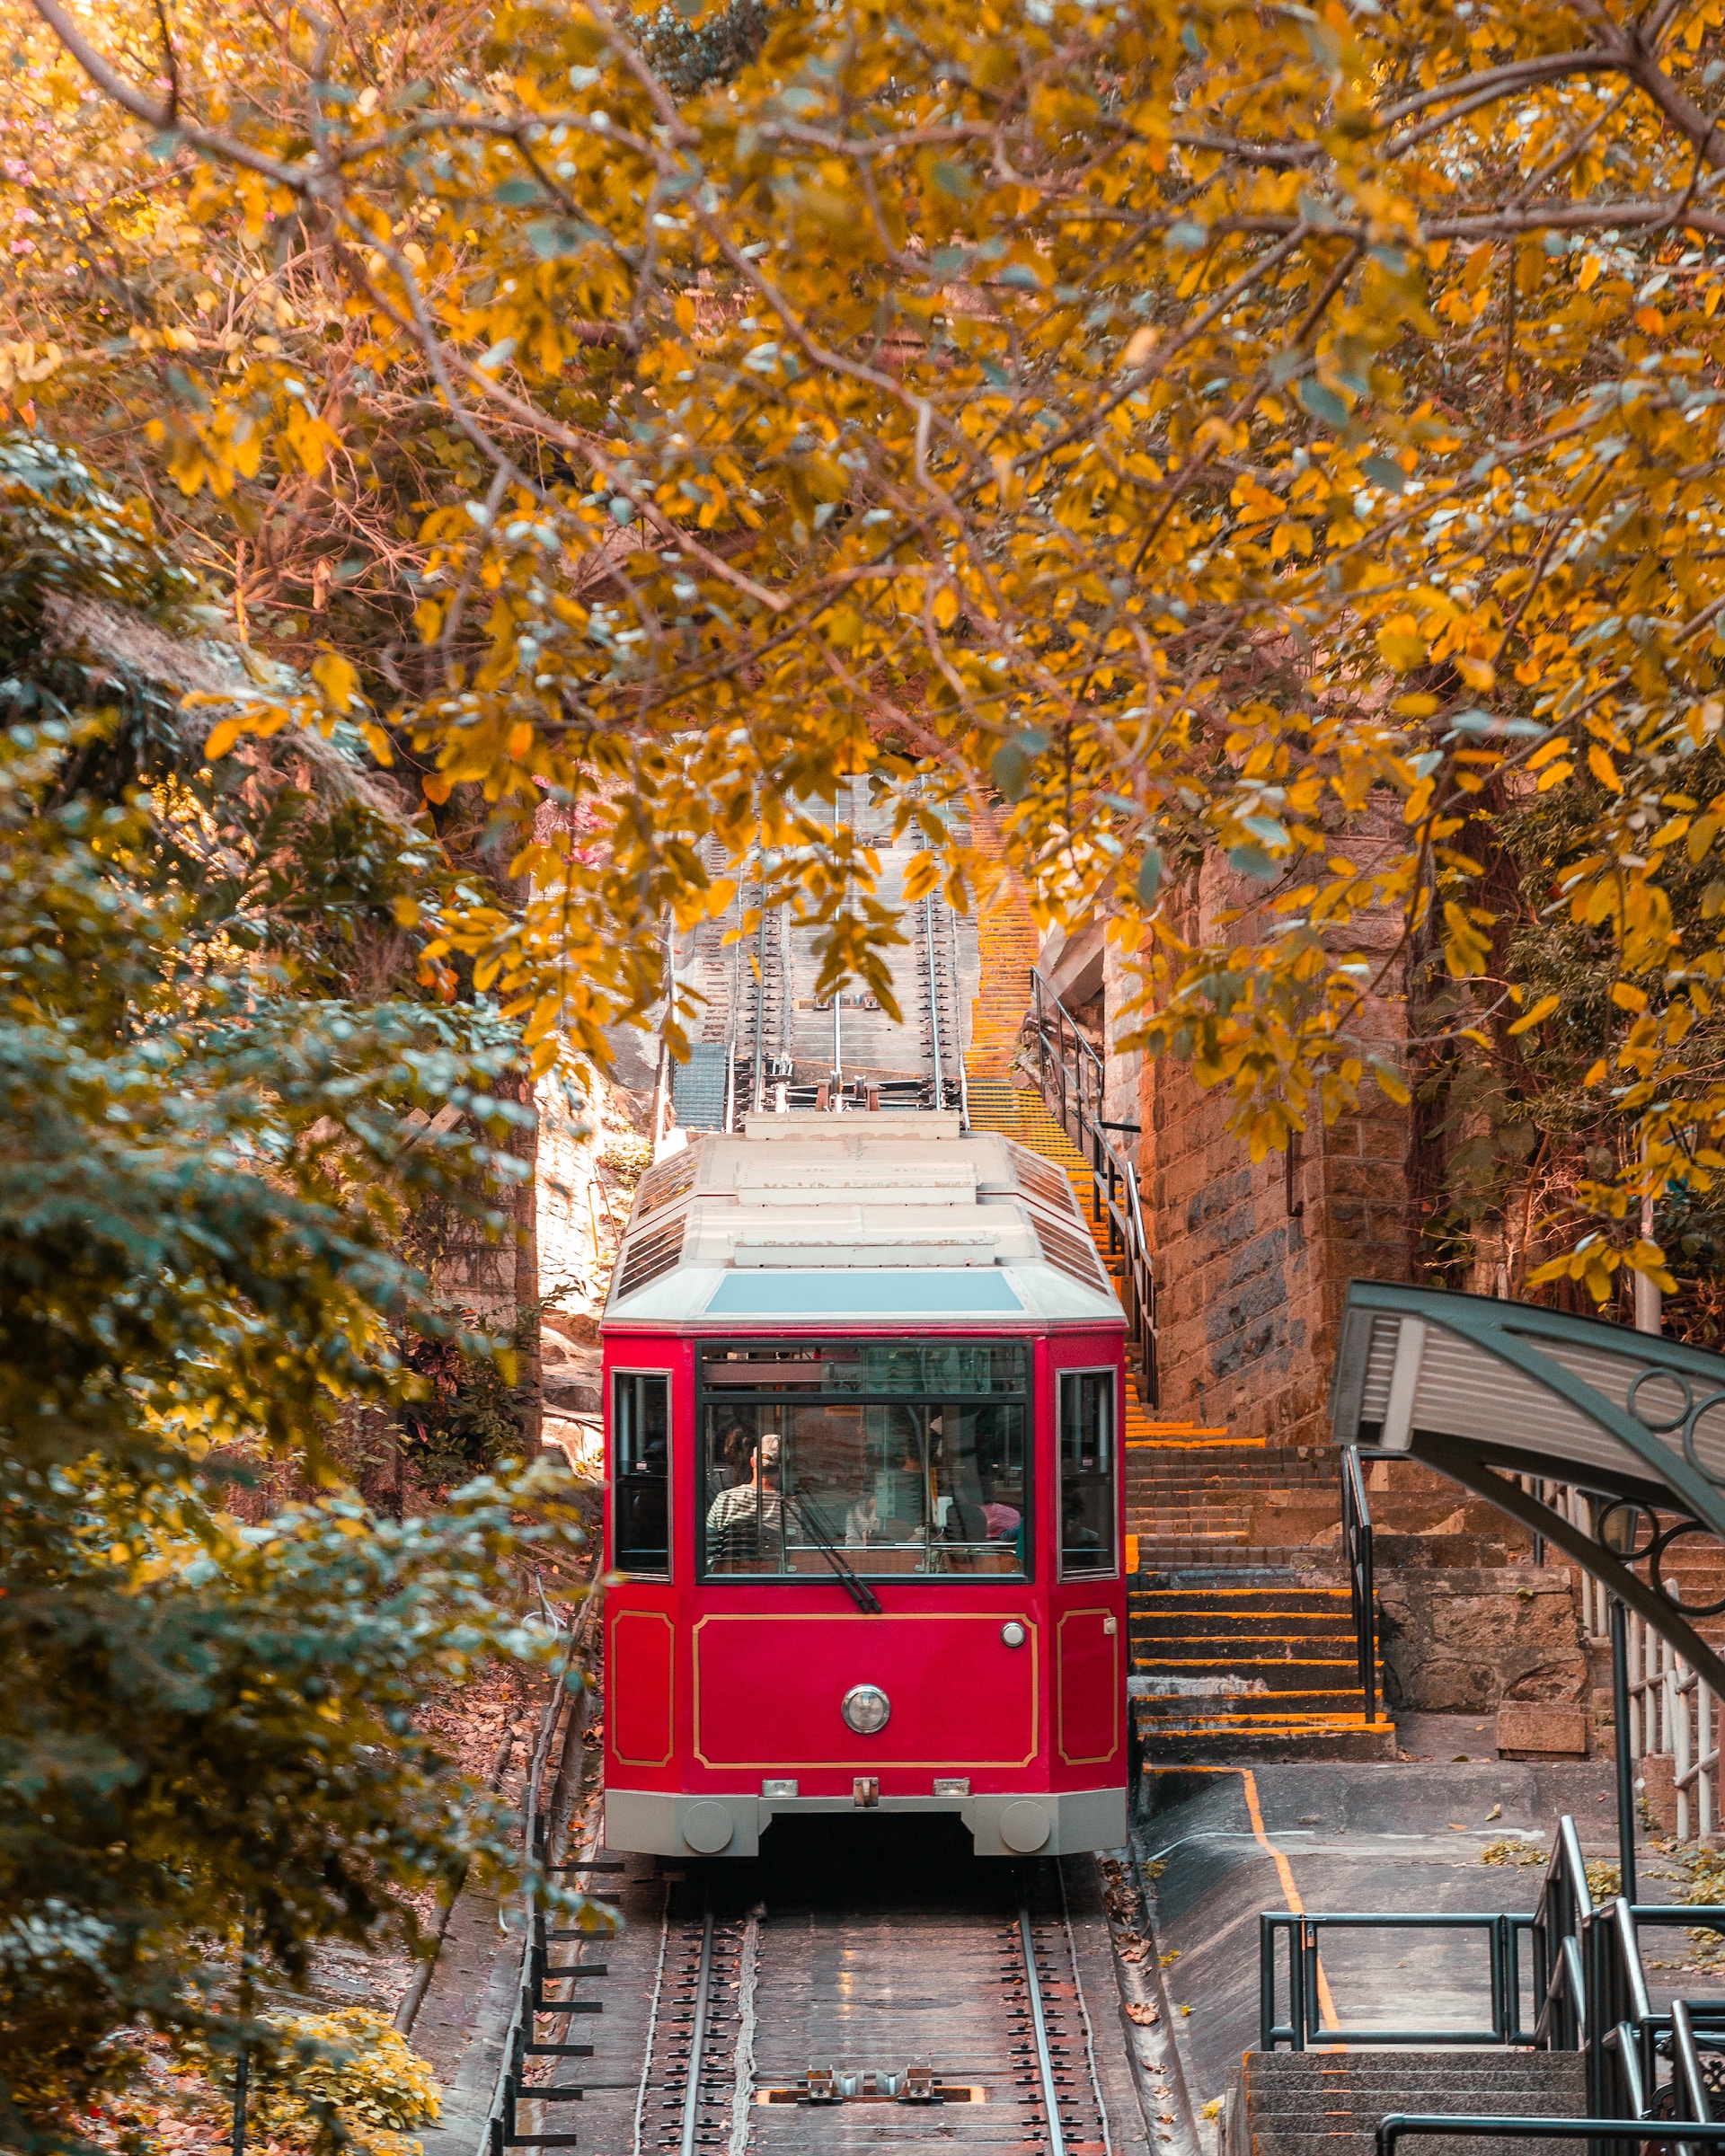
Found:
1020,969 -> 1156,1405
482,1586 -> 604,2156
1521,1478 -> 1725,1842
1261,1807 -> 1725,2141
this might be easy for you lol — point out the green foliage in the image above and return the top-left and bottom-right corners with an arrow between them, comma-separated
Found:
256,2010 -> 440,2155
0,446 -> 589,2145
181,2001 -> 440,2155
399,1319 -> 533,1486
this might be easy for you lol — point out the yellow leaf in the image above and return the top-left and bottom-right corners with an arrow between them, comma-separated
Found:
415,599 -> 443,644
391,897 -> 421,929
1610,981 -> 1648,1012
507,722 -> 534,759
204,717 -> 243,760
1370,1056 -> 1411,1106
1506,993 -> 1560,1036
901,852 -> 942,904
1535,761 -> 1574,791
1584,1059 -> 1608,1086
1376,614 -> 1427,672
422,773 -> 452,804
1455,655 -> 1496,691
312,649 -> 359,714
933,584 -> 960,629
1588,743 -> 1622,791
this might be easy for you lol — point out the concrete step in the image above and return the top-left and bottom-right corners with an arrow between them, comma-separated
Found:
1138,1562 -> 1355,1581
1147,1719 -> 1398,1763
1129,1621 -> 1362,1630
1237,2049 -> 1587,2156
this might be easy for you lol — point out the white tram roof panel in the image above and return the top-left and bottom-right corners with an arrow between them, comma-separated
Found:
604,1112 -> 1128,1328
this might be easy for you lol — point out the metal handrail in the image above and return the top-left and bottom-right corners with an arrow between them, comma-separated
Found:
482,1586 -> 602,2156
1528,1815 -> 1594,2054
1378,2121 -> 1725,2155
1341,1446 -> 1379,1722
1671,1997 -> 1716,2154
1261,1910 -> 1535,2051
1021,969 -> 1157,1404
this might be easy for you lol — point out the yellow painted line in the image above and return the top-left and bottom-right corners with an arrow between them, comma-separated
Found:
1239,1769 -> 1342,2039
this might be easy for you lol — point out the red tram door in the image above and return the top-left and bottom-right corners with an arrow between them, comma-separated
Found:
1048,1356 -> 1127,1783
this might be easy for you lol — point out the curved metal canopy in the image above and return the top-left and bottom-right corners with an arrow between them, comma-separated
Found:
1331,1281 -> 1725,1693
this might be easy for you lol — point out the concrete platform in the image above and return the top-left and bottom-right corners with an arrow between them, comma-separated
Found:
1136,1761 -> 1625,2120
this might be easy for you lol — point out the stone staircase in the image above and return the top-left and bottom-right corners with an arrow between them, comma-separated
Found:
1229,2050 -> 1587,2156
961,812 -> 1392,1763
1132,1574 -> 1392,1762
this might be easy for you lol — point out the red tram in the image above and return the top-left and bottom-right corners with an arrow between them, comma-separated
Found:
599,1112 -> 1129,1860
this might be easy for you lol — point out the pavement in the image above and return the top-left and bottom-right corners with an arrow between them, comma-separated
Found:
1136,1757 -> 1628,2121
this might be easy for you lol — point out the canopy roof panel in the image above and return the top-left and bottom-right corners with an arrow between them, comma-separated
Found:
1331,1282 -> 1725,1692
1332,1282 -> 1725,1533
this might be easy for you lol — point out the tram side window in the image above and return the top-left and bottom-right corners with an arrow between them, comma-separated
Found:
1058,1370 -> 1116,1578
614,1372 -> 670,1576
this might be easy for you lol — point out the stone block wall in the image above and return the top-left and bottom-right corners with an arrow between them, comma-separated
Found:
1137,844 -> 1412,1447
1376,1567 -> 1590,1714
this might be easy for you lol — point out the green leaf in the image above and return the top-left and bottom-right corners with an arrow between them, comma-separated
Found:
1136,845 -> 1163,906
1297,379 -> 1350,429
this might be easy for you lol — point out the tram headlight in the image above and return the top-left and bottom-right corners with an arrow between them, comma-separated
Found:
841,1683 -> 891,1736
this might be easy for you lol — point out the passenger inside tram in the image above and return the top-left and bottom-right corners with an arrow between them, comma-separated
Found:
701,1396 -> 1025,1577
704,1430 -> 785,1568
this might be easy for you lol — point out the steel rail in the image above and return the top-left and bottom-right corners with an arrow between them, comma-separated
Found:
924,884 -> 944,1108
1017,1886 -> 1069,2156
677,1905 -> 717,2156
751,870 -> 767,1117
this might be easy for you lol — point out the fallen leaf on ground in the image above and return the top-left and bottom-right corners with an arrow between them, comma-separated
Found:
1126,2001 -> 1160,2026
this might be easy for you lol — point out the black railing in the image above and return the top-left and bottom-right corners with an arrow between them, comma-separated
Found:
1528,1816 -> 1593,2056
1261,1910 -> 1535,2050
1341,1445 -> 1379,1722
1260,1809 -> 1725,2143
1022,969 -> 1157,1404
1377,2122 -> 1725,2156
483,1591 -> 604,2156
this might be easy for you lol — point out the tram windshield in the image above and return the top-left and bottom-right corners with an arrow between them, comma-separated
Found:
699,1341 -> 1030,1579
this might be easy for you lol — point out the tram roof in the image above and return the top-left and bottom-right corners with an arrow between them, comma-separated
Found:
603,1113 -> 1128,1330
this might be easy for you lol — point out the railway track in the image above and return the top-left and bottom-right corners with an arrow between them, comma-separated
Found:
730,792 -> 966,1118
535,1821 -> 1136,2156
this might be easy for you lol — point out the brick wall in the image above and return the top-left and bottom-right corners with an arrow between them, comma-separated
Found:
1137,845 -> 1411,1447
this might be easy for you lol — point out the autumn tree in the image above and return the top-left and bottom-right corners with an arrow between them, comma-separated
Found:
24,0 -> 1725,1301
0,434 -> 589,2140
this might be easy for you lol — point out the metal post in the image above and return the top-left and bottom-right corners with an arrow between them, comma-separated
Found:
1635,1152 -> 1662,1336
231,1912 -> 255,2156
1610,1594 -> 1638,1905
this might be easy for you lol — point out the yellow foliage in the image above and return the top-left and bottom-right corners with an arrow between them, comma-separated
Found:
19,0 -> 1725,1262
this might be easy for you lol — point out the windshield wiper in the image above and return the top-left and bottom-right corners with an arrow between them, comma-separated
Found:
787,1495 -> 883,1614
